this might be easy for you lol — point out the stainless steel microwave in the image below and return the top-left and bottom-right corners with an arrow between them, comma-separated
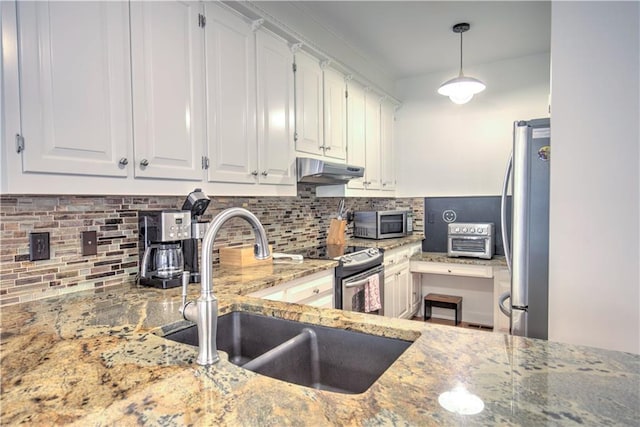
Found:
353,210 -> 409,239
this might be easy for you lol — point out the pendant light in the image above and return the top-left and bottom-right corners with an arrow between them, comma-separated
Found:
438,23 -> 486,104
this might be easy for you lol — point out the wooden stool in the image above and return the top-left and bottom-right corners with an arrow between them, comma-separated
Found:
424,293 -> 463,326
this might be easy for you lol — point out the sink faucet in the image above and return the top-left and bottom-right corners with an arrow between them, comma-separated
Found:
181,207 -> 270,365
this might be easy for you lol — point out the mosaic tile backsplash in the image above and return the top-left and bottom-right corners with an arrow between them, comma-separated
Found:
0,186 -> 423,306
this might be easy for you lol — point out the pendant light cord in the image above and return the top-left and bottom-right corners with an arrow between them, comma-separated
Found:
459,31 -> 464,75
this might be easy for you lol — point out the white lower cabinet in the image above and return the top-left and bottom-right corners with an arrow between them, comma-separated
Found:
383,242 -> 422,319
248,269 -> 335,308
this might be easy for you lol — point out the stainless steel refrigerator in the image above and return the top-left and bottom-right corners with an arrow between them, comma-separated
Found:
499,118 -> 550,339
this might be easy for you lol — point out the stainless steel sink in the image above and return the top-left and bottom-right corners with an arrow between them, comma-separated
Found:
164,311 -> 412,394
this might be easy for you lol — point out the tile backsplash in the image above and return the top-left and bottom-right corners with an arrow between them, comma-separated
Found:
0,186 -> 423,306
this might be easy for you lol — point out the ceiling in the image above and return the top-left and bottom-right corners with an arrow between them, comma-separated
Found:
276,1 -> 551,80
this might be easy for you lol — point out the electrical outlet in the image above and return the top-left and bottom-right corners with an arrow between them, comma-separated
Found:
29,232 -> 50,261
82,231 -> 97,256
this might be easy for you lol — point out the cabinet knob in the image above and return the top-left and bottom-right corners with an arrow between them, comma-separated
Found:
251,170 -> 259,176
324,146 -> 331,151
313,288 -> 319,294
118,157 -> 129,167
447,269 -> 452,273
261,171 -> 268,176
139,159 -> 149,167
383,182 -> 387,187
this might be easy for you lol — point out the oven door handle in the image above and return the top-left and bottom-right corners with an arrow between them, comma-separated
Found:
344,277 -> 377,289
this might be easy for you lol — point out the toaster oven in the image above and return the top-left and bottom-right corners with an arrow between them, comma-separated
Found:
447,222 -> 494,259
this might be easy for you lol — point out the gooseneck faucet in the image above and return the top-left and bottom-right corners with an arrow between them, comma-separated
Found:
181,207 -> 271,365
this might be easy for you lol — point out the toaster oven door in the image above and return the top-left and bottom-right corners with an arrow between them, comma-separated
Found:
448,236 -> 491,257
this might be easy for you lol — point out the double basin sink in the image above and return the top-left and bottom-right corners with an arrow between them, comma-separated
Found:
164,311 -> 412,394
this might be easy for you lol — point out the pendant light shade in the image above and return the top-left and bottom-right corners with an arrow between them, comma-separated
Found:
438,23 -> 485,104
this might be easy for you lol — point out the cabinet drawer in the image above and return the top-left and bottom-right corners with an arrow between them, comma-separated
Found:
286,275 -> 334,303
248,269 -> 335,304
299,291 -> 334,308
409,261 -> 493,278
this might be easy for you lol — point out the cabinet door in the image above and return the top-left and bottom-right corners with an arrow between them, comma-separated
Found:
383,270 -> 397,318
205,3 -> 257,184
255,29 -> 295,185
395,268 -> 410,319
16,1 -> 131,177
323,68 -> 347,160
294,51 -> 324,157
130,1 -> 205,180
364,92 -> 381,190
346,81 -> 366,189
380,100 -> 396,190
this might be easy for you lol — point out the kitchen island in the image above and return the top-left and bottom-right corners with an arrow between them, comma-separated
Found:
1,259 -> 638,425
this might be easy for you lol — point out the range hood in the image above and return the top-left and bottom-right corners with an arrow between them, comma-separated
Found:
296,157 -> 364,185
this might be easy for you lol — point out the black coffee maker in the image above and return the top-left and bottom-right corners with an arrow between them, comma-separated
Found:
181,188 -> 211,283
138,210 -> 192,289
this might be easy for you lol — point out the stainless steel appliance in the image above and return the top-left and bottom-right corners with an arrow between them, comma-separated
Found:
139,210 -> 192,289
499,118 -> 551,339
353,210 -> 409,239
447,222 -> 494,259
296,157 -> 364,184
181,188 -> 211,283
289,245 -> 385,315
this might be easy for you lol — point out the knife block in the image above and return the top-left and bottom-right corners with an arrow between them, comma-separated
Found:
327,219 -> 346,246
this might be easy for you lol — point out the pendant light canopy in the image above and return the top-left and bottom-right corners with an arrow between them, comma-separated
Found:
438,23 -> 486,104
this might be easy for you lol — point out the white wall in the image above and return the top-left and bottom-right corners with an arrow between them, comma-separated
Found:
549,2 -> 639,354
394,53 -> 550,197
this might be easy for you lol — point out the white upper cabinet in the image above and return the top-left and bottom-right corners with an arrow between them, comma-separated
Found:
130,1 -> 205,181
204,3 -> 257,184
293,51 -> 324,157
255,29 -> 295,185
364,91 -> 382,191
322,67 -> 347,160
15,1 -> 132,177
380,100 -> 396,190
346,81 -> 366,189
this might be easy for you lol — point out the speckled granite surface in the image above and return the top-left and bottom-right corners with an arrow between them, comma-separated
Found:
413,251 -> 508,267
1,259 -> 638,425
348,234 -> 424,251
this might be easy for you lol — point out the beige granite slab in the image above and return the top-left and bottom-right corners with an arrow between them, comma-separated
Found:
1,260 -> 638,426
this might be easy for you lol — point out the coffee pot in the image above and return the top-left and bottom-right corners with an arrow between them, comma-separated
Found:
138,210 -> 191,289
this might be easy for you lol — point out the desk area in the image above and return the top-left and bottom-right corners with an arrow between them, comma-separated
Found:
410,252 -> 509,331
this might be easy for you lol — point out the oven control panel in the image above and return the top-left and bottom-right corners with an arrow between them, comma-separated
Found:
339,247 -> 380,264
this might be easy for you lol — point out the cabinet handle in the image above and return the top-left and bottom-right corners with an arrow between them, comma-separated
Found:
313,288 -> 319,294
251,170 -> 259,176
118,158 -> 129,167
261,171 -> 268,176
139,159 -> 149,167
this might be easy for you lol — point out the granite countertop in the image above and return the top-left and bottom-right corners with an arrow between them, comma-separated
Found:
1,259 -> 639,425
413,251 -> 508,267
347,234 -> 424,251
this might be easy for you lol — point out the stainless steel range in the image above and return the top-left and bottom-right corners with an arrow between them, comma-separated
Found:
290,245 -> 384,315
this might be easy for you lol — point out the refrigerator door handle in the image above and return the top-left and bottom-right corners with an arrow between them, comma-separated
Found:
511,122 -> 531,308
498,291 -> 511,317
500,152 -> 513,273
